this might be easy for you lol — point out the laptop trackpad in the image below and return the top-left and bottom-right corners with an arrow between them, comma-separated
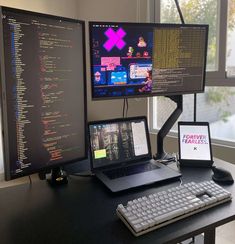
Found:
125,168 -> 163,184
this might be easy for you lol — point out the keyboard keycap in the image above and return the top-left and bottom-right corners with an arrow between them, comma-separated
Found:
116,180 -> 232,236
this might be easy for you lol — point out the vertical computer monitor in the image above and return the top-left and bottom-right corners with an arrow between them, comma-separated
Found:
0,7 -> 87,180
89,22 -> 208,99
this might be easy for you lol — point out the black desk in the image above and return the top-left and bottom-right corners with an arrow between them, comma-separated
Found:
0,158 -> 235,244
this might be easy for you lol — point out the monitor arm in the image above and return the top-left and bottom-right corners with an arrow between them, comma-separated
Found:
153,95 -> 183,160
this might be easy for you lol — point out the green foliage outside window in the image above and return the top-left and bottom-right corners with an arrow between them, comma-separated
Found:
207,87 -> 235,122
161,0 -> 217,68
161,0 -> 235,122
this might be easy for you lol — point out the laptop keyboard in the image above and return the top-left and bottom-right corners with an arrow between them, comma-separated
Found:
103,162 -> 160,179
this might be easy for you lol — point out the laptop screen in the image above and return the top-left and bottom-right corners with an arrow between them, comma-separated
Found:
88,117 -> 151,169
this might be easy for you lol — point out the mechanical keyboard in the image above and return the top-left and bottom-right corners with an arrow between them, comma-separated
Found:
116,180 -> 232,236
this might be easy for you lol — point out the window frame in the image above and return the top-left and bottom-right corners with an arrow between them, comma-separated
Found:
148,0 -> 235,147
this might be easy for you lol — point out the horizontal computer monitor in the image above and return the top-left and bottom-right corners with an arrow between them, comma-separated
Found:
0,7 -> 87,180
89,21 -> 208,99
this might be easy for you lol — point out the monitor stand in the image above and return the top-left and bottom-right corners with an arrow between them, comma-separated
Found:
48,167 -> 68,186
153,95 -> 183,160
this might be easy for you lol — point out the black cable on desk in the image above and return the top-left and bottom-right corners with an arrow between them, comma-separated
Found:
67,171 -> 94,177
28,175 -> 32,185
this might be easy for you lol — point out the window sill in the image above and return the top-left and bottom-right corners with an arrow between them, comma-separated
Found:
149,129 -> 235,148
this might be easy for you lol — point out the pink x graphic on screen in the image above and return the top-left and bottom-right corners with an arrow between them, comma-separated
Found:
103,27 -> 126,51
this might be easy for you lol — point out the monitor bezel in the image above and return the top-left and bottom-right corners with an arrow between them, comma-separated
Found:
89,21 -> 209,100
88,116 -> 152,172
0,6 -> 88,180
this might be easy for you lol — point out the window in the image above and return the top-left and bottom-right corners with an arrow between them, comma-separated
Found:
227,0 -> 235,77
150,0 -> 235,146
160,0 -> 218,71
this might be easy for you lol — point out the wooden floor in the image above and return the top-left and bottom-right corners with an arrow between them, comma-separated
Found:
216,221 -> 235,244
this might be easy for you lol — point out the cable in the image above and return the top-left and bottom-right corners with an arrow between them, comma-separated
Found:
179,177 -> 183,186
155,152 -> 177,165
28,175 -> 32,185
68,172 -> 94,177
191,237 -> 195,243
122,98 -> 126,118
125,98 -> 129,117
122,98 -> 129,118
156,157 -> 176,165
194,93 -> 197,122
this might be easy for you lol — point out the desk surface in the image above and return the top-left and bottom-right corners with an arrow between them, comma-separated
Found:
0,158 -> 235,244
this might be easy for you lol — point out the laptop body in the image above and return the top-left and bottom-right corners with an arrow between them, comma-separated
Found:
88,116 -> 181,192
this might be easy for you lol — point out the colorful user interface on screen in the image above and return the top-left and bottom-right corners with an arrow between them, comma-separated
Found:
90,22 -> 208,99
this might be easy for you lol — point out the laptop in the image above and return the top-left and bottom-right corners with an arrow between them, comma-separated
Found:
88,116 -> 181,192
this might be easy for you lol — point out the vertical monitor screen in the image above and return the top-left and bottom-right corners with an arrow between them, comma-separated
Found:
89,22 -> 208,99
0,7 -> 87,179
89,117 -> 151,169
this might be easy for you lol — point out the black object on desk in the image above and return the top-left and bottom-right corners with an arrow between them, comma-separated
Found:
212,166 -> 234,184
0,158 -> 234,244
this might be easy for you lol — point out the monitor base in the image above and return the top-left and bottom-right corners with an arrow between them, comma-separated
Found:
39,167 -> 68,186
47,167 -> 68,186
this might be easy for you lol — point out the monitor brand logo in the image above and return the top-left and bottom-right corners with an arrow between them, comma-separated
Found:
103,27 -> 126,51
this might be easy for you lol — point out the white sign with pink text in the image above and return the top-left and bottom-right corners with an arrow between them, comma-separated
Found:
180,125 -> 211,160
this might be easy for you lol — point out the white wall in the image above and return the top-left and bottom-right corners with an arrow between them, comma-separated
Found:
0,0 -> 79,19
